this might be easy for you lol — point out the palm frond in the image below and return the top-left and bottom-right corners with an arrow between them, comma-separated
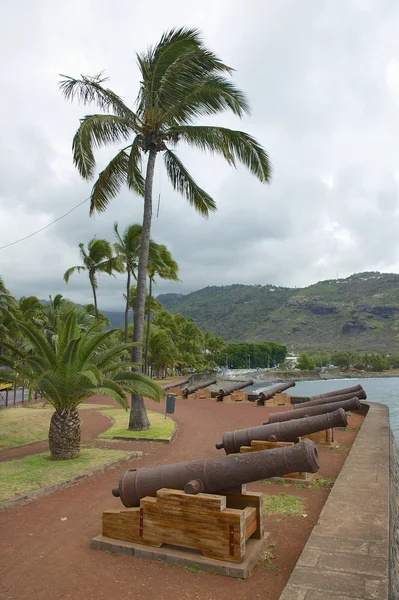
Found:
89,149 -> 129,214
169,125 -> 272,183
166,75 -> 250,124
164,149 -> 216,216
63,265 -> 86,284
59,73 -> 136,120
127,136 -> 145,196
72,114 -> 134,179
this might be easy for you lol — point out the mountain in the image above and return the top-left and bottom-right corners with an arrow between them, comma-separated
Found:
157,272 -> 399,352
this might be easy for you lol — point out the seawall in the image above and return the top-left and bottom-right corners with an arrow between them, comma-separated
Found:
280,401 -> 399,599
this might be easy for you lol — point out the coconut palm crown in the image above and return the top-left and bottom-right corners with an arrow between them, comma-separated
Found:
0,311 -> 164,460
64,237 -> 123,319
60,26 -> 272,430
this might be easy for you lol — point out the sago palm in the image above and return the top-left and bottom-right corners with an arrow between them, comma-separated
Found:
64,237 -> 123,319
60,26 -> 272,430
0,312 -> 164,460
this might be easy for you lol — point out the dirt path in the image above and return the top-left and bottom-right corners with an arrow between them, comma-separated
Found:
0,397 -> 362,600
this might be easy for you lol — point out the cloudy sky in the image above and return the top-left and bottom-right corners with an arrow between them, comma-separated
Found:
1,0 -> 399,310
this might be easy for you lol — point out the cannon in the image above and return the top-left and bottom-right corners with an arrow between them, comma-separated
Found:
267,397 -> 361,423
293,390 -> 366,409
292,384 -> 365,404
217,379 -> 254,400
163,377 -> 189,391
258,381 -> 296,402
112,438 -> 319,507
215,408 -> 347,454
182,377 -> 217,398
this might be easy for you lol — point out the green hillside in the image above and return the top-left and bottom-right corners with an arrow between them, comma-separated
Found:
157,272 -> 399,352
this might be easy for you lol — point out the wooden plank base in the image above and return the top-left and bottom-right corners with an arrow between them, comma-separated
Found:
102,488 -> 263,563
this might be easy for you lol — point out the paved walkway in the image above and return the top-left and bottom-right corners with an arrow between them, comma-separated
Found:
280,402 -> 390,600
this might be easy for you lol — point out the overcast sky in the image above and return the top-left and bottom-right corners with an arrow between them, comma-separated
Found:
1,0 -> 399,310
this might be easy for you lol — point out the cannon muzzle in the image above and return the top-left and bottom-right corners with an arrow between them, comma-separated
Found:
267,397 -> 361,423
216,408 -> 347,454
258,381 -> 295,401
292,385 -> 365,404
112,438 -> 319,507
217,379 -> 253,399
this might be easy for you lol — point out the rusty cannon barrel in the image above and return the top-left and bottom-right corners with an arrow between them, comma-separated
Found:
182,378 -> 217,398
267,397 -> 361,423
216,408 -> 347,454
217,379 -> 254,400
293,390 -> 366,409
292,384 -> 365,404
112,438 -> 319,507
258,381 -> 296,402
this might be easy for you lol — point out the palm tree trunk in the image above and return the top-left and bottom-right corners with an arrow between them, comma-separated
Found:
144,276 -> 152,375
124,269 -> 131,344
129,148 -> 157,431
90,274 -> 99,320
49,409 -> 81,460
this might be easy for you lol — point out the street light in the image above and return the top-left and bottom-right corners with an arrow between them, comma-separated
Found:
248,355 -> 251,369
225,352 -> 228,369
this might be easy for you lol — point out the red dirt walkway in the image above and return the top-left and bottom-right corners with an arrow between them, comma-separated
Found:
0,396 -> 359,600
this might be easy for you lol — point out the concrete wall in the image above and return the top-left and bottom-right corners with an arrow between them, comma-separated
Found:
280,402 -> 396,599
390,433 -> 399,599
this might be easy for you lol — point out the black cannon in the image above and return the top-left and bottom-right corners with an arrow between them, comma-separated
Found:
112,438 -> 319,507
217,379 -> 254,400
182,378 -> 217,398
292,384 -> 365,404
215,408 -> 347,454
258,381 -> 296,402
267,397 -> 361,423
293,390 -> 366,409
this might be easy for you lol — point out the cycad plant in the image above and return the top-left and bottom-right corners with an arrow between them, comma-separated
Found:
64,238 -> 123,319
0,312 -> 164,460
60,27 -> 271,430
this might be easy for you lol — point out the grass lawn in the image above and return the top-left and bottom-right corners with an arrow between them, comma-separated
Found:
0,447 -> 134,503
263,493 -> 306,516
99,409 -> 175,439
0,405 -> 113,448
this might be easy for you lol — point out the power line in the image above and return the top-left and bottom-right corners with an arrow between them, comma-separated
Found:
0,197 -> 90,251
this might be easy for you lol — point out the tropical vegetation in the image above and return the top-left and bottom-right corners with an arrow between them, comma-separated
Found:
0,310 -> 163,460
60,26 -> 272,430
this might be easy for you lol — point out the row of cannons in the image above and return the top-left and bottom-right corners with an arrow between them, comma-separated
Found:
94,383 -> 366,576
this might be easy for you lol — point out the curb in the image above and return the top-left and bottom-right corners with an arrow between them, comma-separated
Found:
0,450 -> 142,512
98,421 -> 178,444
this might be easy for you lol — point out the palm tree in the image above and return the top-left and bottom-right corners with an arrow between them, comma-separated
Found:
113,223 -> 142,343
0,311 -> 164,460
64,238 -> 123,319
60,27 -> 272,430
144,245 -> 179,374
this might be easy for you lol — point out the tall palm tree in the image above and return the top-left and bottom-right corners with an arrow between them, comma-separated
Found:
64,238 -> 123,319
60,27 -> 272,430
144,245 -> 179,374
0,311 -> 164,460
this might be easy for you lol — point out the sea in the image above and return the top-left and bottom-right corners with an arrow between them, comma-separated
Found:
251,377 -> 399,440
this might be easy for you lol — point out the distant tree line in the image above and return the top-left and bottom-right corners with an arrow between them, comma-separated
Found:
214,342 -> 287,369
296,350 -> 395,372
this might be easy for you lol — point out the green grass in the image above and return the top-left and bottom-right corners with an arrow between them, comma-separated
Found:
295,476 -> 336,489
0,404 -> 113,448
263,493 -> 306,516
0,447 -> 133,502
99,409 -> 175,440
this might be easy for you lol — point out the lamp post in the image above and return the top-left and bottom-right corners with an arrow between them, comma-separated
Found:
225,352 -> 228,369
248,355 -> 251,370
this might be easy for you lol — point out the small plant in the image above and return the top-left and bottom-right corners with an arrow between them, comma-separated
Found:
269,542 -> 276,548
336,444 -> 351,451
182,564 -> 201,574
261,551 -> 279,571
262,479 -> 291,487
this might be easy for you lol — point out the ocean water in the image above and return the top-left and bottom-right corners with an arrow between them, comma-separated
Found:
253,377 -> 399,440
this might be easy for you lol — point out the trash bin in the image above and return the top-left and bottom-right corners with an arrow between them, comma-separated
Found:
165,392 -> 176,415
